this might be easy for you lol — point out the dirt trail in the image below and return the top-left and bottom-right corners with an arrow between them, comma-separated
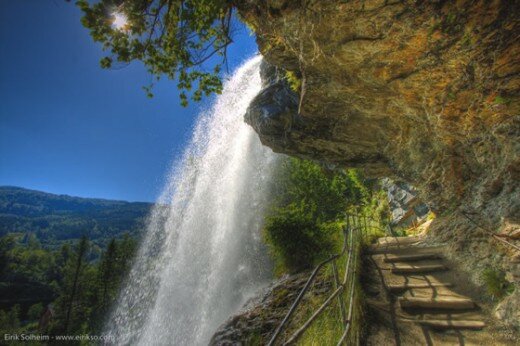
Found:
363,235 -> 519,345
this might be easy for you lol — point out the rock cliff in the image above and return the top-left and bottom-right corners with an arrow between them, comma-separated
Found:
237,0 -> 519,326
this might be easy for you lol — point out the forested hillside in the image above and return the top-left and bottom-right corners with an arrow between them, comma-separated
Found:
0,186 -> 152,248
0,234 -> 138,337
0,187 -> 150,337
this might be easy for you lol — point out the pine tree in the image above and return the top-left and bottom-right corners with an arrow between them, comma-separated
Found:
7,305 -> 21,330
27,303 -> 44,321
63,236 -> 89,333
116,233 -> 137,277
98,238 -> 117,310
0,235 -> 16,277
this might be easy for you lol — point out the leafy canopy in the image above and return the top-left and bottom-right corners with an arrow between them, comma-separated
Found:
76,0 -> 234,105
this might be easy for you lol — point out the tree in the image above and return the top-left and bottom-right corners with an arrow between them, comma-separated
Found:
275,158 -> 354,222
0,234 -> 16,277
0,230 -> 139,335
115,233 -> 137,276
98,238 -> 117,310
0,306 -> 20,335
264,158 -> 373,273
27,303 -> 44,321
7,305 -> 21,330
76,0 -> 235,105
62,236 -> 89,333
23,233 -> 41,249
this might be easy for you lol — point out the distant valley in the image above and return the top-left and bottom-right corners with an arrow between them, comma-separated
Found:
0,186 -> 153,250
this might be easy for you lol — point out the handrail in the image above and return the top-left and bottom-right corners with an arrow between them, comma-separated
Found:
267,227 -> 352,346
344,211 -> 395,237
339,216 -> 361,345
337,224 -> 360,345
386,223 -> 396,237
267,214 -> 363,346
285,285 -> 345,344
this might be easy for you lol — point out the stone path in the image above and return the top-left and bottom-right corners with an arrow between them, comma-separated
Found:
365,235 -> 517,345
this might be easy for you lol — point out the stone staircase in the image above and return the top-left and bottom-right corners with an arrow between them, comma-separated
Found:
368,235 -> 487,332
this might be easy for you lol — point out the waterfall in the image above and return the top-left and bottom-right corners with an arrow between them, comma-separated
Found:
106,56 -> 277,345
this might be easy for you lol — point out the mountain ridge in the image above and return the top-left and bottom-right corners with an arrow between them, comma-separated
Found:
0,186 -> 153,248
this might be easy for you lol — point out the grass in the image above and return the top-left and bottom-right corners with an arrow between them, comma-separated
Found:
446,13 -> 457,25
292,295 -> 345,346
361,217 -> 386,245
245,331 -> 263,345
493,95 -> 511,105
262,174 -> 390,344
279,214 -> 375,345
482,268 -> 514,300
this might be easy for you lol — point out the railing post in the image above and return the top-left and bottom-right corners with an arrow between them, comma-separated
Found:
268,228 -> 349,346
332,260 -> 347,328
386,223 -> 395,237
363,214 -> 368,244
336,225 -> 357,346
269,216 -> 361,346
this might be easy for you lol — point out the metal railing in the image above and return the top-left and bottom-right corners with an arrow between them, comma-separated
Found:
343,212 -> 395,238
267,214 -> 364,346
265,201 -> 519,344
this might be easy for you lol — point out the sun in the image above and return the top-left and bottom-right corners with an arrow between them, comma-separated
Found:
112,12 -> 128,30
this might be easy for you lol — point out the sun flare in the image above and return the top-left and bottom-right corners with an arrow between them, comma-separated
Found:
112,12 -> 128,30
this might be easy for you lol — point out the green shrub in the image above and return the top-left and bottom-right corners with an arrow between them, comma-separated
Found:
27,303 -> 44,321
264,158 -> 371,274
274,158 -> 355,222
285,71 -> 302,92
493,95 -> 510,105
264,204 -> 333,273
482,268 -> 514,300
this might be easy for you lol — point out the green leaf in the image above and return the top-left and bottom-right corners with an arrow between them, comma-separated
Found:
77,0 -> 234,106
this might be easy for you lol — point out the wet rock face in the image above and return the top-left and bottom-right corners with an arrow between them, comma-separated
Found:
238,0 -> 519,220
245,64 -> 300,149
246,61 -> 393,176
209,272 -> 332,345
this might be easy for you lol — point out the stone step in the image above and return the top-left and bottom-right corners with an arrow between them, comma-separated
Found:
399,296 -> 476,310
367,242 -> 437,255
417,319 -> 486,330
383,253 -> 442,263
382,274 -> 454,293
405,310 -> 484,321
377,235 -> 423,246
391,264 -> 448,274
387,282 -> 453,293
368,244 -> 417,254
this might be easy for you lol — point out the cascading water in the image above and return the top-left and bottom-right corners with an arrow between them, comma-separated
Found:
106,56 -> 278,345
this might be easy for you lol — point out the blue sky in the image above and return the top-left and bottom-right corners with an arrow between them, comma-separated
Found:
0,1 -> 257,202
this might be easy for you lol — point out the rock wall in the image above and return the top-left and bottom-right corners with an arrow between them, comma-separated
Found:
239,0 -> 519,215
237,0 -> 520,327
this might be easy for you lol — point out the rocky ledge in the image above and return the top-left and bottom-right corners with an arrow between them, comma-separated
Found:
210,272 -> 331,345
239,0 -> 519,328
